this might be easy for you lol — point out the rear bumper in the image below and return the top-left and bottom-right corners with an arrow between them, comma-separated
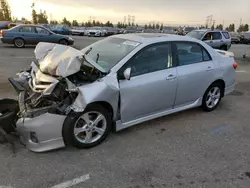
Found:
0,37 -> 12,44
224,83 -> 235,96
68,40 -> 74,45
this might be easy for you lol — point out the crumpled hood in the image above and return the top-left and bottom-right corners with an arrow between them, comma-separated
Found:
34,42 -> 106,78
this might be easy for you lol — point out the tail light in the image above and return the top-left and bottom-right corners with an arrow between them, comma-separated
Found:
0,30 -> 5,37
233,62 -> 238,69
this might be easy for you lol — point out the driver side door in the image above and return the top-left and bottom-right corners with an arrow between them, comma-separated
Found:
118,42 -> 178,123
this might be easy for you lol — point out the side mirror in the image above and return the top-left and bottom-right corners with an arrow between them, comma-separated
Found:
123,67 -> 131,80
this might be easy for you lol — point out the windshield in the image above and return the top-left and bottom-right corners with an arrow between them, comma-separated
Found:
81,37 -> 141,71
187,31 -> 205,39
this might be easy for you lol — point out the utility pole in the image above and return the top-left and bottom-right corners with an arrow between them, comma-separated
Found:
240,18 -> 242,26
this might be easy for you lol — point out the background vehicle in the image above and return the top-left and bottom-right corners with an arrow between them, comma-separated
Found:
71,27 -> 86,36
230,32 -> 240,44
87,27 -> 106,37
187,29 -> 231,50
0,21 -> 10,31
240,32 -> 250,44
0,24 -> 74,48
183,26 -> 196,35
124,26 -> 138,33
9,34 -> 236,152
51,24 -> 71,35
103,27 -> 118,36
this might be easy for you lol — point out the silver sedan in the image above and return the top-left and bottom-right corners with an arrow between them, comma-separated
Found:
9,33 -> 237,152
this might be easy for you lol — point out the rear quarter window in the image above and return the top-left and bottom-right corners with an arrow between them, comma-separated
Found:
222,32 -> 230,39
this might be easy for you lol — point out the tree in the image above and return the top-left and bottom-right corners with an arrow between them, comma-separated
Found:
72,20 -> 79,27
0,0 -> 11,21
243,24 -> 249,32
128,22 -> 131,26
226,24 -> 235,32
92,20 -> 96,26
144,24 -> 148,29
216,24 -> 223,30
156,23 -> 160,29
50,20 -> 58,25
152,23 -> 156,29
31,3 -> 37,24
148,23 -> 152,29
62,17 -> 71,26
37,10 -> 48,24
131,22 -> 135,26
105,21 -> 113,27
160,23 -> 163,30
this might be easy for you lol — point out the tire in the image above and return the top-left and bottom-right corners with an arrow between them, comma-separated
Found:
202,83 -> 223,112
62,104 -> 112,149
220,45 -> 227,51
13,38 -> 25,48
58,39 -> 69,45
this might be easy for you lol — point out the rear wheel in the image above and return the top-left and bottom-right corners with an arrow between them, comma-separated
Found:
14,38 -> 25,48
202,83 -> 222,112
58,39 -> 69,45
63,105 -> 112,149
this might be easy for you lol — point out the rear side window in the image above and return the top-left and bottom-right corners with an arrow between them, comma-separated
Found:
19,26 -> 36,33
175,42 -> 211,66
222,32 -> 230,39
212,32 -> 222,40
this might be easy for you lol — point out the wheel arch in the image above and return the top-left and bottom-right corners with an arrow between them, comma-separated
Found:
207,79 -> 226,97
85,101 -> 114,119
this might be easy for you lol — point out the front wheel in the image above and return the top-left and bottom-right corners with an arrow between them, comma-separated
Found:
63,105 -> 112,149
58,39 -> 69,45
202,83 -> 222,112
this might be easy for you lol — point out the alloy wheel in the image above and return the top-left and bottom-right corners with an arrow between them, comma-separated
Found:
74,111 -> 107,144
206,86 -> 221,109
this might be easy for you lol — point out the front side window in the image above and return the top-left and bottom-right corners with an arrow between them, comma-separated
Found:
19,26 -> 36,33
175,42 -> 211,66
187,31 -> 205,39
120,43 -> 172,77
36,27 -> 50,34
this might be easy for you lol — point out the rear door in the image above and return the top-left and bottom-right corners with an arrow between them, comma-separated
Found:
173,41 -> 216,108
118,42 -> 178,123
19,26 -> 38,44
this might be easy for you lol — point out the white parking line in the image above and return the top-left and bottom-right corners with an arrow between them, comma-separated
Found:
51,174 -> 90,188
236,70 -> 247,73
0,186 -> 14,188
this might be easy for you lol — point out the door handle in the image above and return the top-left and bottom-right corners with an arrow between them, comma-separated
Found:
220,40 -> 224,42
206,66 -> 214,71
166,74 -> 176,80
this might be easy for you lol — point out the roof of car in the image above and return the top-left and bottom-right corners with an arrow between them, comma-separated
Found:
112,33 -> 197,44
194,29 -> 229,32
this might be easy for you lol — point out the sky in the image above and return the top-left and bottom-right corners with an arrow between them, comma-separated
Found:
8,0 -> 250,27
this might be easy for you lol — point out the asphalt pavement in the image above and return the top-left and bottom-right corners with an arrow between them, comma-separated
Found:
0,36 -> 250,188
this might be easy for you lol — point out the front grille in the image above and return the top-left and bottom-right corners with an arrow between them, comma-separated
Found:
89,32 -> 96,35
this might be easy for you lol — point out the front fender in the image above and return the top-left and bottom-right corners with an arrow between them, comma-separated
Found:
72,73 -> 120,120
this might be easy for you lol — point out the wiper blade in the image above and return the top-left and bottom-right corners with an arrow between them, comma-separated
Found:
96,53 -> 99,63
85,47 -> 92,55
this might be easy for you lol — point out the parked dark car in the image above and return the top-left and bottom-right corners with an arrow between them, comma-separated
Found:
0,21 -> 10,30
51,24 -> 71,35
0,24 -> 74,48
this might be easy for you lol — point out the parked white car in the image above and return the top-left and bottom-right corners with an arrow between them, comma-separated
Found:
71,27 -> 86,36
87,27 -> 106,37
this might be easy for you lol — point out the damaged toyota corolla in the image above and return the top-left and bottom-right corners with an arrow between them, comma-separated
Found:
8,33 -> 236,152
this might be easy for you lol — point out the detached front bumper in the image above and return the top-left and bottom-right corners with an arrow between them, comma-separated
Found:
16,113 -> 66,152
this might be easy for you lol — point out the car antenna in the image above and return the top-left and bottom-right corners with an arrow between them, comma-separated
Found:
85,47 -> 92,55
